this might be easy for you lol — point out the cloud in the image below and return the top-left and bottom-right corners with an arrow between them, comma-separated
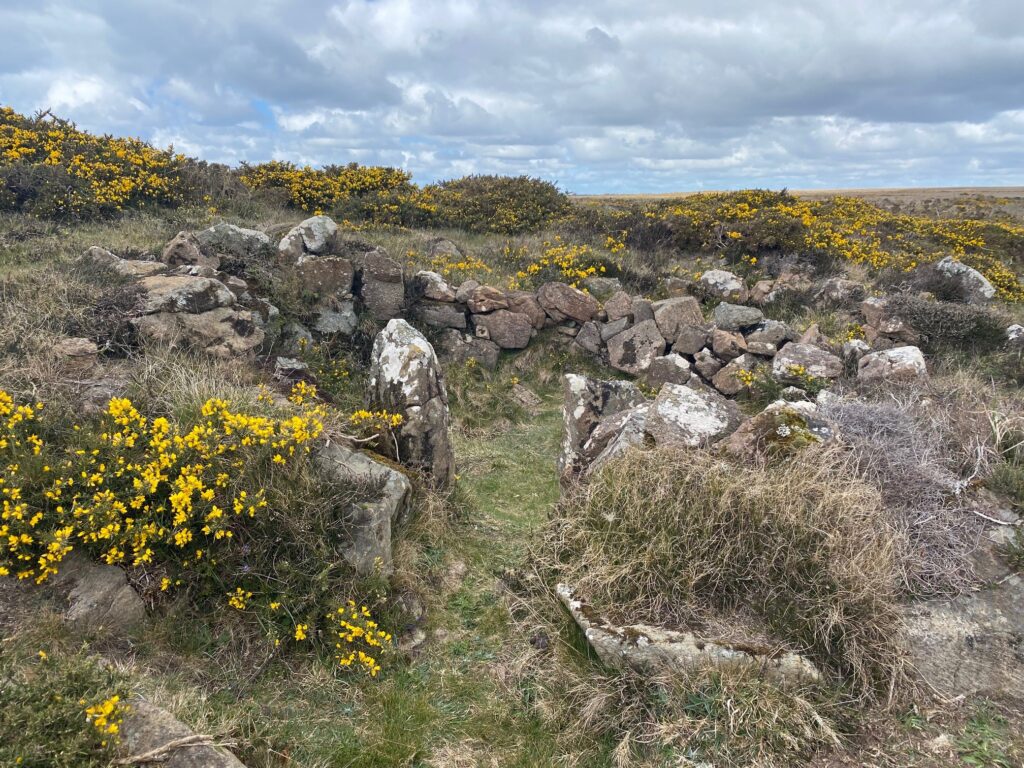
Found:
0,0 -> 1022,191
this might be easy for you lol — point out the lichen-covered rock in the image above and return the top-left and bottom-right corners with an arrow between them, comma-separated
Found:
466,285 -> 509,314
1008,324 -> 1024,349
413,270 -> 457,302
315,441 -> 412,575
698,269 -> 748,302
772,343 -> 843,382
557,584 -> 820,685
644,353 -> 692,389
312,301 -> 358,335
645,382 -> 742,448
360,249 -> 405,320
582,275 -> 622,301
438,329 -> 500,370
713,302 -> 764,331
537,282 -> 600,324
507,291 -> 547,329
722,400 -> 834,460
603,290 -> 633,322
932,256 -> 995,304
161,231 -> 220,270
814,277 -> 866,307
580,403 -> 650,476
652,296 -> 703,343
132,308 -> 265,358
54,337 -> 99,372
415,300 -> 467,330
745,319 -> 796,347
81,246 -> 167,278
196,222 -> 271,260
672,323 -> 711,355
120,699 -> 247,768
711,328 -> 747,361
472,309 -> 532,349
606,319 -> 666,375
711,353 -> 756,396
559,374 -> 647,481
295,256 -> 354,296
368,320 -> 454,488
278,215 -> 338,260
138,275 -> 236,315
693,348 -> 723,380
857,345 -> 928,383
574,320 -> 603,354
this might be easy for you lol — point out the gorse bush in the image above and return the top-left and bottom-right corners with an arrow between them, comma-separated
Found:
0,107 -> 188,218
239,160 -> 437,226
548,446 -> 906,697
0,384 -> 391,676
428,174 -> 570,234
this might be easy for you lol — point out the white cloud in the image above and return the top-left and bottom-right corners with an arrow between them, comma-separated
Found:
0,0 -> 1021,191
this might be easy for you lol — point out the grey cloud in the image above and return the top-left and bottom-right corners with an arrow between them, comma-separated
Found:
0,0 -> 1022,191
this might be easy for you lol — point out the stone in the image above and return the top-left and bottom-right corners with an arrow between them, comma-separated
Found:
413,271 -> 456,302
842,339 -> 870,363
138,275 -> 235,315
745,320 -> 795,347
763,270 -> 813,304
653,296 -> 703,343
722,401 -> 834,460
582,275 -> 622,301
466,285 -> 509,314
860,297 -> 919,344
557,583 -> 820,685
749,279 -> 775,305
54,337 -> 99,372
644,354 -> 692,389
312,301 -> 358,335
581,404 -> 650,476
574,320 -> 603,354
81,246 -> 166,278
711,328 -> 747,361
161,231 -> 219,269
599,317 -> 631,342
630,298 -> 654,324
273,356 -> 309,381
1008,324 -> 1024,349
507,291 -> 547,329
120,699 -> 246,768
607,319 -> 666,375
857,346 -> 928,383
814,277 -> 866,307
664,276 -> 692,297
905,572 -> 1024,701
798,323 -> 831,349
360,250 -> 405,320
438,330 -> 500,370
315,441 -> 412,575
746,341 -> 777,357
454,279 -> 480,304
428,237 -> 464,260
711,353 -> 756,396
672,323 -> 710,356
195,222 -> 271,260
472,310 -> 532,349
279,215 -> 338,260
559,374 -> 647,481
603,291 -> 633,322
53,551 -> 145,633
693,348 -> 723,380
933,255 -> 996,304
132,308 -> 265,358
537,282 -> 600,324
279,322 -> 313,356
713,302 -> 764,331
645,383 -> 742,448
368,320 -> 454,488
772,343 -> 843,383
698,269 -> 748,302
416,300 -> 467,330
295,256 -> 354,296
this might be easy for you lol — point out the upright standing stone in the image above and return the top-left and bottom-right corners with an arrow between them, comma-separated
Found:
368,320 -> 454,488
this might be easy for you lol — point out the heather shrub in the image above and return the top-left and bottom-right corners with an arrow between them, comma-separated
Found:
888,294 -> 1008,352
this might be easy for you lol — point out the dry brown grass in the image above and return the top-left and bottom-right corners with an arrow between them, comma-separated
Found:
546,446 -> 908,699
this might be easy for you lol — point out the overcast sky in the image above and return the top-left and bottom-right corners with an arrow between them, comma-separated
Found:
2,0 -> 1023,193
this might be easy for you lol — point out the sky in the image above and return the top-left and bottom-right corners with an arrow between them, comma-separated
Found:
1,0 -> 1023,193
